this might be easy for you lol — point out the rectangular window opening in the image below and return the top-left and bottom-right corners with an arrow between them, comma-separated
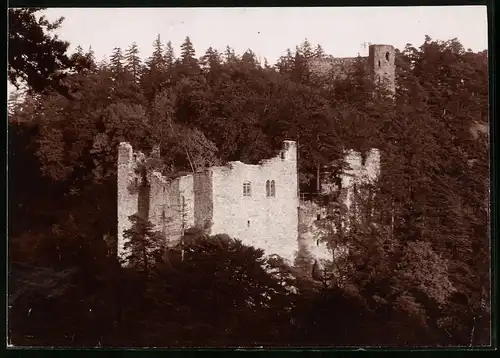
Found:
243,182 -> 252,197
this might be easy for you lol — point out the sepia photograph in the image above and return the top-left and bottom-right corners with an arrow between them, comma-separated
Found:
7,5 -> 491,348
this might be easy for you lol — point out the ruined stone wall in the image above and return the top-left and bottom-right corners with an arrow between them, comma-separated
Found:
163,178 -> 183,245
309,56 -> 369,79
179,175 -> 195,229
297,199 -> 351,270
320,149 -> 380,210
118,142 -> 381,267
193,170 -> 214,229
210,141 -> 299,263
309,44 -> 396,94
297,148 -> 381,265
117,142 -> 198,255
117,143 -> 141,260
298,201 -> 330,263
148,172 -> 168,240
147,172 -> 195,246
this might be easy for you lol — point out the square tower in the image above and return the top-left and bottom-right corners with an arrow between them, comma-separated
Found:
369,44 -> 396,94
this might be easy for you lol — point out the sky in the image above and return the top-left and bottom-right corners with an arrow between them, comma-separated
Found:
8,6 -> 488,95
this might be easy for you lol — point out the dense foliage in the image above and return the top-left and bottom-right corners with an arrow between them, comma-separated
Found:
8,8 -> 91,98
8,11 -> 489,347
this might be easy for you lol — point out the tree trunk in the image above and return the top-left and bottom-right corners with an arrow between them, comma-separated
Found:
316,162 -> 320,194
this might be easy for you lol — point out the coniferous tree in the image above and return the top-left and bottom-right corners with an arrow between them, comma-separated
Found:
125,42 -> 142,84
122,214 -> 165,275
141,35 -> 169,101
276,48 -> 294,74
164,40 -> 176,69
85,46 -> 96,72
224,45 -> 238,64
314,44 -> 326,59
8,8 -> 84,98
178,36 -> 200,77
110,47 -> 125,78
180,36 -> 196,62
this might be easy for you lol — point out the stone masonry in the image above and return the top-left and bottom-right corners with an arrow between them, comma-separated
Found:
118,141 -> 300,263
118,142 -> 380,266
309,44 -> 396,94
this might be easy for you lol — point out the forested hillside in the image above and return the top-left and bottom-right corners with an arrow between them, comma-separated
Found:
8,9 -> 489,347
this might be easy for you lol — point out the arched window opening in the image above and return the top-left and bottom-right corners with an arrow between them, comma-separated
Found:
280,151 -> 285,160
243,181 -> 252,197
266,180 -> 270,197
385,52 -> 390,61
270,180 -> 276,197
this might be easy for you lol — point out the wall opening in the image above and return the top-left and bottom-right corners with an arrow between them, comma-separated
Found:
335,177 -> 342,191
378,60 -> 381,67
317,214 -> 321,221
266,180 -> 270,197
247,220 -> 250,227
361,151 -> 367,166
385,52 -> 390,61
270,180 -> 276,197
243,181 -> 252,196
280,152 -> 285,160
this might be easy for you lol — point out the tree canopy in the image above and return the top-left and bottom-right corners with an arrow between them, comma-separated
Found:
8,8 -> 89,99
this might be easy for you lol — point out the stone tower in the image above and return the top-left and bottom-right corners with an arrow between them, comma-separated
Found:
368,44 -> 396,94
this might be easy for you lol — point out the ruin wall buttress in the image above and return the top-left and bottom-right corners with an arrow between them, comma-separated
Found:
117,143 -> 141,261
193,170 -> 214,230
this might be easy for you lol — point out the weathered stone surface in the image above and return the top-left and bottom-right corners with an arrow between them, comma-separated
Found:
118,143 -> 381,266
209,141 -> 299,263
309,44 -> 396,94
298,200 -> 330,263
193,170 -> 214,230
369,44 -> 396,94
117,142 -> 139,261
309,56 -> 369,79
